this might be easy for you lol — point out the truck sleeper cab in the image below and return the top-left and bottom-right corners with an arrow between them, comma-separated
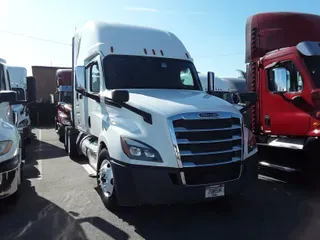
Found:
245,12 -> 320,175
0,59 -> 23,200
66,22 -> 258,210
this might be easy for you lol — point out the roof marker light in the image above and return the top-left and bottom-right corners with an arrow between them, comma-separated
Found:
152,49 -> 156,55
144,48 -> 147,54
160,50 -> 164,56
110,46 -> 114,53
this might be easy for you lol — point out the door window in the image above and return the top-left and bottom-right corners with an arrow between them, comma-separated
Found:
90,63 -> 100,93
267,61 -> 303,93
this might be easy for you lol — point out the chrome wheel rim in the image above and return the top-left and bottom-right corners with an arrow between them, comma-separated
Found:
99,160 -> 114,198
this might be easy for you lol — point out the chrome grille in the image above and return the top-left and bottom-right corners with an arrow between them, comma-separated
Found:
168,112 -> 243,185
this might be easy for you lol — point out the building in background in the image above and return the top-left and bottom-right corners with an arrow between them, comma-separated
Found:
31,66 -> 70,102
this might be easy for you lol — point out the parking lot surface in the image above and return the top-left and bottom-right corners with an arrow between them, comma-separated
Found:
0,128 -> 320,240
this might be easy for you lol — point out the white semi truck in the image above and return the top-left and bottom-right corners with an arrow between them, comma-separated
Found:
0,58 -> 24,200
65,22 -> 258,210
7,65 -> 31,142
198,73 -> 245,111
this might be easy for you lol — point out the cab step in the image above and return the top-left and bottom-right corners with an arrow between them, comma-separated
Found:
259,161 -> 301,173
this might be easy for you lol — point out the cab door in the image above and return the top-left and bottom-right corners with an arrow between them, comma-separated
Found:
260,56 -> 310,136
85,55 -> 103,137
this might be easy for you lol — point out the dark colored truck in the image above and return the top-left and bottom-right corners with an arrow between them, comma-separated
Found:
51,69 -> 72,142
245,12 -> 320,179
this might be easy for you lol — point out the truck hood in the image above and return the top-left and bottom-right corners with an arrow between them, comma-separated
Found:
125,89 -> 240,117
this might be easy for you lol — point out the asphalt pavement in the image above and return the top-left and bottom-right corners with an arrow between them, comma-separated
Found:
1,128 -> 320,240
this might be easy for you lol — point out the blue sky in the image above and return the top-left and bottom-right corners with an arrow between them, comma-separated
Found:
1,0 -> 319,76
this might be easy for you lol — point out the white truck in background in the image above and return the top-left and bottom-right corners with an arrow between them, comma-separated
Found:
198,73 -> 234,103
198,73 -> 244,111
0,58 -> 24,200
65,22 -> 259,210
7,66 -> 31,142
221,77 -> 246,105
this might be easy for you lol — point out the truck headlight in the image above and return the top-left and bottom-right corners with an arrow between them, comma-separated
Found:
120,137 -> 162,162
0,140 -> 13,156
18,119 -> 28,128
248,130 -> 257,153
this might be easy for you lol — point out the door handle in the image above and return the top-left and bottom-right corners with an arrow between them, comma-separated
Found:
264,115 -> 271,128
79,94 -> 83,99
88,116 -> 91,128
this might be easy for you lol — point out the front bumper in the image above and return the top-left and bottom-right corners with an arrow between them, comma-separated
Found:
0,155 -> 21,199
112,154 -> 258,206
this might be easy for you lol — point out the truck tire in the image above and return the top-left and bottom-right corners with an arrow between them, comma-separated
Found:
97,149 -> 119,211
304,150 -> 320,187
59,129 -> 64,143
55,117 -> 58,132
64,127 -> 69,152
67,128 -> 79,160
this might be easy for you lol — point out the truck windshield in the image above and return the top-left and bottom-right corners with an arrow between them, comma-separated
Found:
211,91 -> 234,103
303,56 -> 320,88
103,55 -> 201,90
12,87 -> 25,100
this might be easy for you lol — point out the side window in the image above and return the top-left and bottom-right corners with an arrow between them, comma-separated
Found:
267,61 -> 303,92
180,68 -> 193,87
90,63 -> 100,93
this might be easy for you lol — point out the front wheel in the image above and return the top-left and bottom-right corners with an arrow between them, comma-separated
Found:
67,129 -> 79,160
97,149 -> 119,211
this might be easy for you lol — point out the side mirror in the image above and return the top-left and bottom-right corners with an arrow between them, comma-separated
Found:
0,91 -> 17,104
14,112 -> 18,125
207,71 -> 215,92
111,90 -> 129,103
232,94 -> 240,104
75,66 -> 85,91
49,94 -> 55,104
26,76 -> 36,103
240,92 -> 257,105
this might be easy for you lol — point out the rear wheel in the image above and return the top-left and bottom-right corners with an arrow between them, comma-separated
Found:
67,128 -> 79,160
55,117 -> 58,132
305,155 -> 320,186
97,149 -> 119,211
58,127 -> 64,143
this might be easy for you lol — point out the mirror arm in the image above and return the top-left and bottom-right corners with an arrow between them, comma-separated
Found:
76,88 -> 100,102
277,92 -> 293,103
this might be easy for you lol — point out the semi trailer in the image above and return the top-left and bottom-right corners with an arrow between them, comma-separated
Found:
65,21 -> 259,210
244,12 -> 320,179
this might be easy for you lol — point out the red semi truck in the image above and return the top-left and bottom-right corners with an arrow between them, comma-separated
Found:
51,69 -> 72,142
245,12 -> 320,177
